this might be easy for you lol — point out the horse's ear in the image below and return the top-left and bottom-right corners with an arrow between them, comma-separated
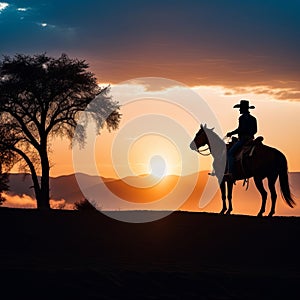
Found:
211,127 -> 215,131
200,124 -> 203,129
204,123 -> 207,129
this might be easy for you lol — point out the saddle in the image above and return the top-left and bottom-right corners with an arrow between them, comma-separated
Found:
235,136 -> 264,161
226,136 -> 264,181
226,136 -> 264,161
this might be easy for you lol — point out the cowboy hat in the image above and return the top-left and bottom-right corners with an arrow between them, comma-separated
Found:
233,100 -> 255,109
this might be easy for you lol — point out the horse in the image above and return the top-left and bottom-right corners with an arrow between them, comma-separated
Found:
190,124 -> 295,216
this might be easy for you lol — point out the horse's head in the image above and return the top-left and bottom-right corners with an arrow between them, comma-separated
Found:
190,124 -> 211,152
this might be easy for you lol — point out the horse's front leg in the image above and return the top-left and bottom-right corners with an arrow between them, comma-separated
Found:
219,179 -> 227,214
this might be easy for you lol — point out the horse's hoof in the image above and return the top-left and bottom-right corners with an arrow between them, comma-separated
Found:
219,208 -> 227,215
225,210 -> 232,215
257,212 -> 264,217
268,211 -> 275,217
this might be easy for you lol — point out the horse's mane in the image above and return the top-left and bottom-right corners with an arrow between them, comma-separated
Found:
204,127 -> 226,151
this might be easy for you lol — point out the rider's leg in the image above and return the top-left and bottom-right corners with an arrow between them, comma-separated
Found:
227,139 -> 244,175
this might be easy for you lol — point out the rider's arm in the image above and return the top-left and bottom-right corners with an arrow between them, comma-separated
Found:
227,115 -> 243,137
229,128 -> 239,135
227,125 -> 240,136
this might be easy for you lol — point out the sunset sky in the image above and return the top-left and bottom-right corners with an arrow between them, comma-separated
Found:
1,0 -> 300,179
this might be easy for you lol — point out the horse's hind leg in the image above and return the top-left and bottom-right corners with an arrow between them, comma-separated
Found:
219,180 -> 227,214
254,176 -> 268,217
267,174 -> 278,217
225,181 -> 233,215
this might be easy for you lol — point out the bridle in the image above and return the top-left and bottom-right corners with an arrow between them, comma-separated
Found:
192,133 -> 211,156
194,135 -> 229,156
196,146 -> 211,156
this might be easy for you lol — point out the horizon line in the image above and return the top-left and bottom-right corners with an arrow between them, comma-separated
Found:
7,170 -> 300,180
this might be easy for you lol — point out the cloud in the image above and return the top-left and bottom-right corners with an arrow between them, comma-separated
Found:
97,57 -> 300,101
0,2 -> 8,12
221,83 -> 300,102
0,3 -> 31,13
17,8 -> 30,12
37,22 -> 56,29
2,193 -> 36,209
2,193 -> 74,210
0,3 -> 31,15
1,1 -> 300,101
50,199 -> 73,210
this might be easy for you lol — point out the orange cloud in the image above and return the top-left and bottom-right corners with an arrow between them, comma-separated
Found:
2,193 -> 73,210
89,56 -> 300,101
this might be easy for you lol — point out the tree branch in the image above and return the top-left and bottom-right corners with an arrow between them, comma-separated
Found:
11,146 -> 41,196
6,110 -> 40,150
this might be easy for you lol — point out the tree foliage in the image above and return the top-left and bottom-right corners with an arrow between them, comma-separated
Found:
0,53 -> 121,209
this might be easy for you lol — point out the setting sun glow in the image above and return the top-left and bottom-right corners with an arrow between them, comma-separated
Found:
149,155 -> 167,178
128,134 -> 181,177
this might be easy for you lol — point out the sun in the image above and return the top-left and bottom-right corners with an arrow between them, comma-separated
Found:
149,155 -> 167,178
123,133 -> 181,178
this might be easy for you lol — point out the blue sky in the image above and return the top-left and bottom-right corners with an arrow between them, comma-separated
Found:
1,0 -> 300,98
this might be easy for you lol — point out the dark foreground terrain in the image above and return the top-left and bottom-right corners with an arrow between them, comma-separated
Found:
0,208 -> 299,299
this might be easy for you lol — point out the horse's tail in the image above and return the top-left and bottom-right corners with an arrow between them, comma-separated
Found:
278,153 -> 296,208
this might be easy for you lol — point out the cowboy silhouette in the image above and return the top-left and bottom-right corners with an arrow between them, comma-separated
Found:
225,100 -> 257,180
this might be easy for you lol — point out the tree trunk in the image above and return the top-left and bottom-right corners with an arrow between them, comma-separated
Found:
12,147 -> 45,209
36,188 -> 50,210
37,146 -> 51,210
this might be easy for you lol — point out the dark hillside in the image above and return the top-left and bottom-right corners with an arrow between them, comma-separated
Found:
0,208 -> 299,299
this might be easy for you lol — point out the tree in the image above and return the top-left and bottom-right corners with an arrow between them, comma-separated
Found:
0,53 -> 121,209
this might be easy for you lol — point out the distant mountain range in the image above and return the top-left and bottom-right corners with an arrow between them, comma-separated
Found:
4,172 -> 300,216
